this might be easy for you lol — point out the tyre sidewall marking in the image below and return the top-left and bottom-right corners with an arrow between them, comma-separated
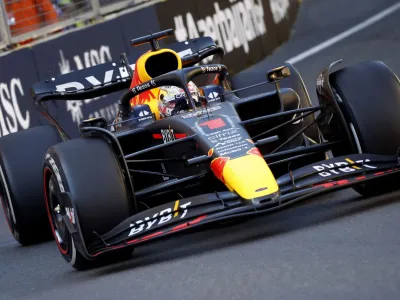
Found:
44,154 -> 77,265
0,163 -> 16,225
349,123 -> 363,154
44,167 -> 69,257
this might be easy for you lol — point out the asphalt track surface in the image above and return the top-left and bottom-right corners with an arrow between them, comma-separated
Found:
2,0 -> 400,299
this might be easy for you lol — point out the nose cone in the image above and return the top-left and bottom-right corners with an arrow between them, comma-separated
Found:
211,149 -> 279,200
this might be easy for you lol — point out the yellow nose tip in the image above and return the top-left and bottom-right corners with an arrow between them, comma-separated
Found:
222,153 -> 279,200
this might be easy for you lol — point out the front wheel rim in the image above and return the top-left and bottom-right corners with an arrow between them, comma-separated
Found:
47,175 -> 71,255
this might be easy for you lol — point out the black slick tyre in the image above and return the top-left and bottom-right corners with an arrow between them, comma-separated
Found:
330,61 -> 400,197
0,125 -> 62,245
43,137 -> 133,270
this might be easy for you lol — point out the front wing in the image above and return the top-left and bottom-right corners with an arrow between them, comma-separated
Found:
73,153 -> 400,260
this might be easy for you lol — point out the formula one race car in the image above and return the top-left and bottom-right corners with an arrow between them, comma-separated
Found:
1,29 -> 400,270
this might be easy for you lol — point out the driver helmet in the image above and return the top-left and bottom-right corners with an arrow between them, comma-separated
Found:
158,81 -> 202,118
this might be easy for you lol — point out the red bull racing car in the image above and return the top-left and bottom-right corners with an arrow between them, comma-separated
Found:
1,29 -> 400,270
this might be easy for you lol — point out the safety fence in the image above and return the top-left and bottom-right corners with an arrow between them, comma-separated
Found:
0,0 -> 155,48
0,0 -> 300,138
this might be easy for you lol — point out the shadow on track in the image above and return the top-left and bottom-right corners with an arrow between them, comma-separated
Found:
1,188 -> 399,300
90,188 -> 400,276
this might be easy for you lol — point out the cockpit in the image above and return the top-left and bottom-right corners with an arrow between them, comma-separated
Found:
110,29 -> 229,133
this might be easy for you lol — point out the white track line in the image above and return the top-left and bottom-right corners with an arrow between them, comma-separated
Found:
285,1 -> 400,64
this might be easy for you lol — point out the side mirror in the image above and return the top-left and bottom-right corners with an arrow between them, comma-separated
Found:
267,66 -> 291,83
79,117 -> 108,130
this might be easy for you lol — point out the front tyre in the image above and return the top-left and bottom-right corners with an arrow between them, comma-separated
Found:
329,61 -> 400,196
43,137 -> 134,270
45,173 -> 83,269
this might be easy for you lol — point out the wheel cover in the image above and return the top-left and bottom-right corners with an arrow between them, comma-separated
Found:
47,174 -> 71,255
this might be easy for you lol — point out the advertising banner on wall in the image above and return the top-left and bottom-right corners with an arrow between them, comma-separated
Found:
0,49 -> 42,137
155,0 -> 300,74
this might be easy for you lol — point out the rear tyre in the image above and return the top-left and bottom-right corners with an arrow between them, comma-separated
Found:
43,137 -> 133,270
0,125 -> 62,245
329,61 -> 400,197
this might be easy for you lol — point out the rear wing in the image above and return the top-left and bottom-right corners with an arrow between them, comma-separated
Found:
31,37 -> 224,102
